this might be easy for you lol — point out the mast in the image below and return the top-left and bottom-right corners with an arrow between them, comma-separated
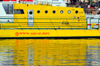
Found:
84,0 -> 86,12
84,0 -> 85,8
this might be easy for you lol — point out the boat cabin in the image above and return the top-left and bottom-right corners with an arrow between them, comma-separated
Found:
12,3 -> 87,29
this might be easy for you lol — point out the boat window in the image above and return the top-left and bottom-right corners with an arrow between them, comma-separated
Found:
37,10 -> 40,13
29,11 -> 33,14
75,10 -> 78,14
68,10 -> 71,14
2,4 -> 13,14
60,10 -> 63,14
14,9 -> 24,14
53,10 -> 56,14
45,10 -> 48,14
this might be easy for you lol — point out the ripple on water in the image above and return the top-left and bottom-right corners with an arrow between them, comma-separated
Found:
0,39 -> 100,66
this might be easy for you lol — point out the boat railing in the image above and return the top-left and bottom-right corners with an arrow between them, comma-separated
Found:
87,18 -> 100,29
0,18 -> 90,30
0,21 -> 5,30
49,18 -> 56,29
15,18 -> 23,30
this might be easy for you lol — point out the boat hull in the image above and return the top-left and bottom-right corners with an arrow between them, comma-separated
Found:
0,30 -> 100,38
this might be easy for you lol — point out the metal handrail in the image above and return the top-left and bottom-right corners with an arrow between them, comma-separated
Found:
16,18 -> 23,30
88,18 -> 100,29
49,18 -> 56,29
0,18 -> 87,30
34,21 -> 40,30
0,21 -> 5,30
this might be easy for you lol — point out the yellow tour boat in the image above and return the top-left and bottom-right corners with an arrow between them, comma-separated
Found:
0,3 -> 100,38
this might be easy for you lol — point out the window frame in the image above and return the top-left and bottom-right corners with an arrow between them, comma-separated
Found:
75,10 -> 78,14
37,10 -> 40,14
45,10 -> 48,14
68,10 -> 71,14
53,10 -> 56,14
14,9 -> 24,14
2,4 -> 13,14
60,10 -> 63,14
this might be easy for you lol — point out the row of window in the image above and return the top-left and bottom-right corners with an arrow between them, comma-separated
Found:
2,4 -> 79,14
14,9 -> 79,14
36,10 -> 78,14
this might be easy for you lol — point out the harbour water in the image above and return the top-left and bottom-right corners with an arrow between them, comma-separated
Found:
0,38 -> 100,66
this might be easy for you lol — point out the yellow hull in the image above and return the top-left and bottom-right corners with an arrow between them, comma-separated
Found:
0,30 -> 100,38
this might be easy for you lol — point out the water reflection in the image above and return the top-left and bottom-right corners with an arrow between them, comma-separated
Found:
0,39 -> 100,66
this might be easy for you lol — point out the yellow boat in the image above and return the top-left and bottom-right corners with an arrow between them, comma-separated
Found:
0,3 -> 100,38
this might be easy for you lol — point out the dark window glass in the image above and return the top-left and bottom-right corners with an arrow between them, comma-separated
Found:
14,9 -> 24,14
60,10 -> 63,14
29,11 -> 33,14
37,10 -> 40,13
75,10 -> 78,14
2,4 -> 13,14
45,10 -> 48,14
53,10 -> 56,14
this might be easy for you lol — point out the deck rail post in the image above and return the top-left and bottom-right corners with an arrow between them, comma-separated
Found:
16,18 -> 23,30
0,21 -> 5,30
87,17 -> 91,29
98,18 -> 99,29
49,18 -> 55,30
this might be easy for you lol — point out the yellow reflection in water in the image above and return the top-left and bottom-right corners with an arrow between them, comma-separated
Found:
0,39 -> 100,66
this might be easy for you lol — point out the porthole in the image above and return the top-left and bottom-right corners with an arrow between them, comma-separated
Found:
45,10 -> 48,14
29,11 -> 33,14
53,10 -> 56,14
60,10 -> 63,14
37,10 -> 40,13
75,10 -> 78,14
68,10 -> 71,14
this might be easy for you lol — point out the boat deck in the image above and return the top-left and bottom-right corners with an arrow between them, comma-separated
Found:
0,18 -> 100,38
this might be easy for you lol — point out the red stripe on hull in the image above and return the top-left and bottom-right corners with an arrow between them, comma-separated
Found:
87,24 -> 91,25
